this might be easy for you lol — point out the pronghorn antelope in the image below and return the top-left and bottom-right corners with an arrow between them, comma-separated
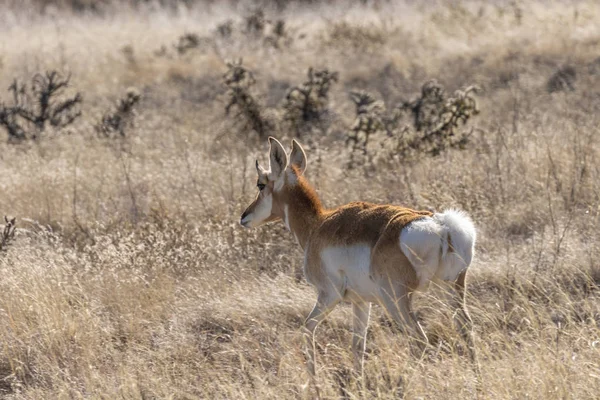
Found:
240,137 -> 477,376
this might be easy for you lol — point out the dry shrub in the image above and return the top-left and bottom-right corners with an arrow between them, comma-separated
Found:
324,21 -> 387,51
282,67 -> 338,136
346,81 -> 480,166
547,65 -> 577,93
216,20 -> 234,39
223,59 -> 274,139
173,32 -> 202,55
212,10 -> 290,50
396,80 -> 480,156
244,8 -> 267,37
0,71 -> 82,142
0,217 -> 16,252
96,87 -> 141,138
346,90 -> 385,155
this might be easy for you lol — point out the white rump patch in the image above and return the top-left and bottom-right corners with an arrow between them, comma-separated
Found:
433,209 -> 476,277
400,217 -> 444,290
400,209 -> 476,290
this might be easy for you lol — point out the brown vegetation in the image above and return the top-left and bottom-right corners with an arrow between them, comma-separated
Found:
0,1 -> 599,399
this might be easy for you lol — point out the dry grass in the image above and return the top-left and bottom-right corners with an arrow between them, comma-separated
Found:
0,1 -> 599,398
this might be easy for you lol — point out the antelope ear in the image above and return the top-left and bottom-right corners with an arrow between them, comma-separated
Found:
255,159 -> 267,175
289,139 -> 307,175
268,137 -> 288,179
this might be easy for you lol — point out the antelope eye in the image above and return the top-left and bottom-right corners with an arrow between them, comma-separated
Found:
257,183 -> 266,191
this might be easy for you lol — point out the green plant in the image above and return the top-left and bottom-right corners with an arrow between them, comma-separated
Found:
0,71 -> 82,141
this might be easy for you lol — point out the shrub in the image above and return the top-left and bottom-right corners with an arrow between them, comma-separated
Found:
346,81 -> 480,163
216,20 -> 234,39
401,80 -> 446,133
396,80 -> 480,156
0,217 -> 16,252
153,33 -> 213,59
0,71 -> 82,142
263,19 -> 290,49
96,88 -> 142,138
346,90 -> 385,154
174,33 -> 201,55
216,12 -> 289,49
244,9 -> 267,37
281,67 -> 338,136
547,66 -> 576,93
223,59 -> 273,139
173,33 -> 214,56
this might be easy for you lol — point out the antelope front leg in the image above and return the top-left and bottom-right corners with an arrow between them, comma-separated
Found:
303,292 -> 341,377
351,301 -> 371,377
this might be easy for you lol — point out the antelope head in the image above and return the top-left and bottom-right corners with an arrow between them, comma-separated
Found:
240,137 -> 307,228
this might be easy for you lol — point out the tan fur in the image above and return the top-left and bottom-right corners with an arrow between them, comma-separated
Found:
269,170 -> 430,288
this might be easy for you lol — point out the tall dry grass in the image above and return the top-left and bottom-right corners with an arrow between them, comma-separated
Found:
0,1 -> 599,398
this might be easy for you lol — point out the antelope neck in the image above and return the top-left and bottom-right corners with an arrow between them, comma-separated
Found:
280,175 -> 324,250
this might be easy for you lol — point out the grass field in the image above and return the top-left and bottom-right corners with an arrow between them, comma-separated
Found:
0,1 -> 599,398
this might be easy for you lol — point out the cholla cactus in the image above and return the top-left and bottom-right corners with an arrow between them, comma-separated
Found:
97,88 -> 141,138
223,59 -> 256,90
401,80 -> 445,132
346,81 -> 480,164
397,81 -> 480,156
0,71 -> 82,141
347,91 -> 385,154
282,67 -> 338,135
438,85 -> 480,134
223,59 -> 272,138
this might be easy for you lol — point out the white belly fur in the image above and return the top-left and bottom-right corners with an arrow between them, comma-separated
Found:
320,245 -> 379,302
